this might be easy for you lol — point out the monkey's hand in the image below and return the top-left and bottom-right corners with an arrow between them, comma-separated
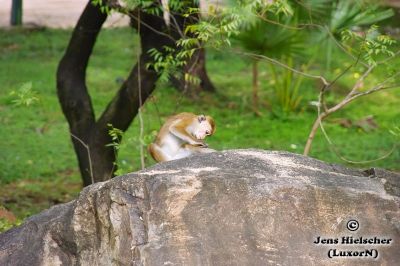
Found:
192,142 -> 208,148
200,143 -> 209,148
189,140 -> 205,146
183,143 -> 208,148
186,138 -> 207,147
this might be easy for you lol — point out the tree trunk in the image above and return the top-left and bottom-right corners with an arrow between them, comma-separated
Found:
57,1 -> 172,186
168,1 -> 216,94
170,48 -> 216,94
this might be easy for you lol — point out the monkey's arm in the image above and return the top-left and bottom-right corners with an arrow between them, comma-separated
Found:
169,123 -> 205,146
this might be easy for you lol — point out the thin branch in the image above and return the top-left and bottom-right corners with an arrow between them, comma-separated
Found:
331,71 -> 400,113
317,109 -> 398,164
320,55 -> 359,110
231,49 -> 330,86
322,53 -> 361,96
129,13 -> 175,42
370,71 -> 400,89
305,58 -> 379,155
346,65 -> 375,99
321,25 -> 369,68
149,95 -> 163,126
377,49 -> 400,65
113,5 -> 176,42
255,13 -> 306,30
137,10 -> 145,170
304,64 -> 400,160
70,133 -> 94,184
346,84 -> 399,103
317,99 -> 398,164
169,13 -> 185,38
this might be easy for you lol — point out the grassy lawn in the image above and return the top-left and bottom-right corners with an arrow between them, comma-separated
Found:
0,27 -> 399,231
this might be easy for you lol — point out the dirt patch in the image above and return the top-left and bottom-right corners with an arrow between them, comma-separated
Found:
0,169 -> 82,221
0,0 -> 129,28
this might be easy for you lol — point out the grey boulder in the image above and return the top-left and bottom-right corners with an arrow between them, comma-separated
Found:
0,149 -> 399,265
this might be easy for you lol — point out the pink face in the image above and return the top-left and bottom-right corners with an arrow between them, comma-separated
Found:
193,115 -> 213,140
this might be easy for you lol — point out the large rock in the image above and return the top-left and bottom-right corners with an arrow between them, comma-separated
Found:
1,150 -> 399,265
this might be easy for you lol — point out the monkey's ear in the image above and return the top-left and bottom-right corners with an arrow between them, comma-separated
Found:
198,115 -> 206,123
206,116 -> 216,133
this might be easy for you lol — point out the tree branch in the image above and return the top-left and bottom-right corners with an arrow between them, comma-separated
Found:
96,10 -> 171,132
303,67 -> 400,156
57,0 -> 107,135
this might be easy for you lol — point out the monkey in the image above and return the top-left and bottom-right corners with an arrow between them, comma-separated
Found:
148,112 -> 216,162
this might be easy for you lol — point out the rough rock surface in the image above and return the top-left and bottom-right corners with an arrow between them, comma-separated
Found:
0,149 -> 399,266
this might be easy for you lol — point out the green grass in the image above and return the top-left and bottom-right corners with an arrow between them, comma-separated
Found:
0,27 -> 399,231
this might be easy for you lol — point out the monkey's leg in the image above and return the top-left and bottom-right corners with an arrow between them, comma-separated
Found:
148,143 -> 172,162
172,145 -> 215,160
197,148 -> 216,153
172,147 -> 196,160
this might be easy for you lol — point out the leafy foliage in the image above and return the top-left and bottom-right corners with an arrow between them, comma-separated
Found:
341,26 -> 396,66
9,82 -> 39,106
233,5 -> 307,114
145,0 -> 298,82
298,1 -> 395,69
269,58 -> 306,114
235,15 -> 305,59
91,0 -> 111,14
0,217 -> 22,233
389,125 -> 400,139
106,123 -> 156,176
107,124 -> 124,151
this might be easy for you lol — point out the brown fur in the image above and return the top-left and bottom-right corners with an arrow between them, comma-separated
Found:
154,112 -> 199,144
149,112 -> 215,162
148,143 -> 167,162
206,115 -> 216,134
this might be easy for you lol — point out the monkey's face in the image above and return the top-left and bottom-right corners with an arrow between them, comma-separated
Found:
193,116 -> 214,140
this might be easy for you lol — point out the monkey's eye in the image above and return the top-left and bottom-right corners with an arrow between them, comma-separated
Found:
198,115 -> 206,123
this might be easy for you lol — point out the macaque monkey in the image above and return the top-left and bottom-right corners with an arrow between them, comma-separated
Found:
149,112 -> 216,162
